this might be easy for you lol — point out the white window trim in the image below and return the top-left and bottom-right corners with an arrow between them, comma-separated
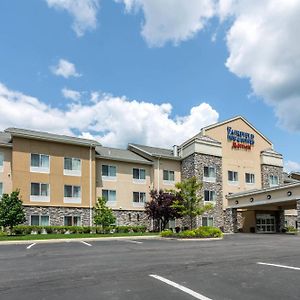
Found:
163,180 -> 175,186
106,201 -> 117,207
102,175 -> 117,182
0,153 -> 4,173
63,197 -> 81,204
30,153 -> 50,174
63,158 -> 82,177
30,183 -> 50,202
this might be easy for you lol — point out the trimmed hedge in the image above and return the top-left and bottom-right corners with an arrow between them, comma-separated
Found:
10,225 -> 147,235
160,226 -> 223,239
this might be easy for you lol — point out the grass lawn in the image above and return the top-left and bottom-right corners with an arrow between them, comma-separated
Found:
0,232 -> 159,241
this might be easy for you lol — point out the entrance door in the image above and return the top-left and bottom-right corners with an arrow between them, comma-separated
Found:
256,214 -> 276,233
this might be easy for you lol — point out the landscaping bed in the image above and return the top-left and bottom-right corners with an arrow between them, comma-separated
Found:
160,226 -> 223,239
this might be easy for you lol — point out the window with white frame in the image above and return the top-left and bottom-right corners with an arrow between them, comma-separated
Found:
102,189 -> 116,204
133,168 -> 146,183
102,165 -> 116,180
228,170 -> 238,183
203,166 -> 216,182
163,170 -> 175,184
202,216 -> 214,227
64,216 -> 81,226
0,153 -> 3,172
30,153 -> 49,173
133,192 -> 146,206
204,190 -> 216,202
64,185 -> 81,203
269,175 -> 279,187
0,182 -> 3,197
30,183 -> 50,202
30,215 -> 49,226
64,157 -> 81,176
245,173 -> 255,184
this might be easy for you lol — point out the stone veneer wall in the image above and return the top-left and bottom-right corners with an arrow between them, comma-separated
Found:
24,206 -> 91,226
181,153 -> 224,229
261,164 -> 284,188
113,210 -> 149,228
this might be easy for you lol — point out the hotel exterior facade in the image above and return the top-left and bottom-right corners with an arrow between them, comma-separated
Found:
0,116 -> 299,233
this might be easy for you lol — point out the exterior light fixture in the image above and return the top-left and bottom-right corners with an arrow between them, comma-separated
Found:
250,197 -> 254,202
267,195 -> 271,200
287,191 -> 292,197
235,200 -> 239,204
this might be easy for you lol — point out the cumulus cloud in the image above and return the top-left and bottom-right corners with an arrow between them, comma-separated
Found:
46,0 -> 100,37
0,83 -> 218,148
121,0 -> 215,47
62,88 -> 81,101
284,160 -> 300,173
51,59 -> 81,78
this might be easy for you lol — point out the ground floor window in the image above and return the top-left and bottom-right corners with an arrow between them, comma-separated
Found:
202,216 -> 213,226
30,215 -> 49,226
64,216 -> 81,226
0,182 -> 3,196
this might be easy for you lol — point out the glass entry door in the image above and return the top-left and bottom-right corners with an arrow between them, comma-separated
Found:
256,214 -> 276,233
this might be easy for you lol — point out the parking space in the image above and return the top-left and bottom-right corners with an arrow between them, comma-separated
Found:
1,234 -> 300,299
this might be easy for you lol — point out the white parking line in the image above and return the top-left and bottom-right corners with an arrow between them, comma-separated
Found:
149,274 -> 212,300
123,240 -> 143,244
26,243 -> 36,249
257,262 -> 300,271
81,241 -> 92,247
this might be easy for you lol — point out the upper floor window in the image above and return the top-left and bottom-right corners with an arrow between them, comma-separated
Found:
30,153 -> 49,173
245,173 -> 255,184
204,190 -> 216,202
102,165 -> 116,180
163,170 -> 175,184
31,215 -> 49,226
133,192 -> 146,207
133,168 -> 146,183
64,157 -> 81,176
203,166 -> 216,182
64,185 -> 81,203
0,153 -> 3,172
228,171 -> 238,184
269,175 -> 279,187
30,182 -> 50,202
102,189 -> 116,203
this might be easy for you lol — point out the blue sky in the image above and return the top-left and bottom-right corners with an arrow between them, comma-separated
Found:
0,0 -> 300,171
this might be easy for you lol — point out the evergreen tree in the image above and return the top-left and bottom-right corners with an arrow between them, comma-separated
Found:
93,197 -> 116,228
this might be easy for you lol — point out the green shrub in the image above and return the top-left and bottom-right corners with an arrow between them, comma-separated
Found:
194,226 -> 223,238
160,229 -> 174,237
286,226 -> 298,233
115,226 -> 130,233
178,230 -> 196,238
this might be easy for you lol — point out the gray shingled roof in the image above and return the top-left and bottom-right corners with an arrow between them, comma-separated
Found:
5,128 -> 100,147
128,143 -> 180,160
95,146 -> 153,165
0,132 -> 12,146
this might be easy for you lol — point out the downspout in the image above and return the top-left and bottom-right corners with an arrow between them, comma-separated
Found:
157,156 -> 161,191
89,146 -> 93,227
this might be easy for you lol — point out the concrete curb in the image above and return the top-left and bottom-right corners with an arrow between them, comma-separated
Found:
0,235 -> 160,245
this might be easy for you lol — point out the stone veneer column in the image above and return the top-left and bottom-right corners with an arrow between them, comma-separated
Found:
224,208 -> 237,233
181,153 -> 223,229
297,200 -> 300,232
261,165 -> 283,189
278,208 -> 285,233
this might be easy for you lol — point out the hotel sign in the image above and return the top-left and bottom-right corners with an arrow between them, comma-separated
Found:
227,127 -> 254,150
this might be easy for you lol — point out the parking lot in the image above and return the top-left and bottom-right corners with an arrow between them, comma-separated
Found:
0,234 -> 300,299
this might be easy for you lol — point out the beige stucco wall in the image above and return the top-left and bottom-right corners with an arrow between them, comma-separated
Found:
12,137 -> 96,208
204,118 -> 272,208
96,158 -> 152,211
0,146 -> 13,195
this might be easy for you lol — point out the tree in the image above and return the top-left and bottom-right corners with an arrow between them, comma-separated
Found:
0,190 -> 26,234
93,197 -> 116,228
145,189 -> 181,231
172,177 -> 213,230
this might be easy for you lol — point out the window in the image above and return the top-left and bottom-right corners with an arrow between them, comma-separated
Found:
0,153 -> 3,172
64,216 -> 81,226
228,171 -> 238,183
30,215 -> 49,226
30,154 -> 49,173
203,166 -> 216,182
133,168 -> 146,183
204,190 -> 216,202
64,185 -> 81,203
202,216 -> 214,227
102,189 -> 116,203
269,175 -> 279,187
133,192 -> 146,206
102,165 -> 116,179
64,157 -> 81,176
163,170 -> 175,183
0,182 -> 3,197
30,183 -> 50,202
245,173 -> 255,184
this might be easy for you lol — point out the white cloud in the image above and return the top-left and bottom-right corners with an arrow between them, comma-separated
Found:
0,83 -> 218,148
51,59 -> 81,78
46,0 -> 100,37
121,0 -> 215,47
284,160 -> 300,173
62,88 -> 81,101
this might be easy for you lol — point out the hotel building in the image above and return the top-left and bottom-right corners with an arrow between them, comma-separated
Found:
0,116 -> 299,233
